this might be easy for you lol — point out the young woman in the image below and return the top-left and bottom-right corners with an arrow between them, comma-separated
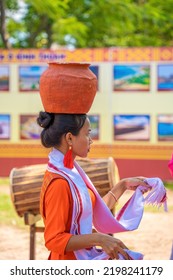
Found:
37,112 -> 149,260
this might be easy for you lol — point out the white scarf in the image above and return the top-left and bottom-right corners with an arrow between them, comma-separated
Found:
47,148 -> 167,260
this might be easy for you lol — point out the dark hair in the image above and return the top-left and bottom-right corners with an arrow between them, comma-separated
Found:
37,112 -> 87,148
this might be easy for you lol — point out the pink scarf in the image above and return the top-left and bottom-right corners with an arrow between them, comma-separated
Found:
47,149 -> 167,260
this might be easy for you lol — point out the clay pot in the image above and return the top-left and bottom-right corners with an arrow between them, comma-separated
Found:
39,62 -> 97,113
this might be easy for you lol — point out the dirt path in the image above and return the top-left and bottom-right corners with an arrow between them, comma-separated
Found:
0,186 -> 173,260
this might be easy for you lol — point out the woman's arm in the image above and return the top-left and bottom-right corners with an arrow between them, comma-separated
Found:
65,232 -> 130,260
44,179 -> 73,255
103,177 -> 150,210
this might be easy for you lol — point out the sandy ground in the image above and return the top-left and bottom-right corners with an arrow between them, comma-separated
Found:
0,186 -> 173,260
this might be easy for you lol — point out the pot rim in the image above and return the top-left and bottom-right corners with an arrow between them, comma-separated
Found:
47,61 -> 91,67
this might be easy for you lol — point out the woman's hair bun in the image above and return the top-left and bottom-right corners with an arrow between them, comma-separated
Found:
37,111 -> 53,128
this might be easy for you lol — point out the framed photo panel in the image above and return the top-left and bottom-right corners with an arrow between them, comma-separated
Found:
89,65 -> 99,91
0,65 -> 9,91
89,65 -> 99,79
113,64 -> 150,91
158,114 -> 173,141
0,114 -> 10,139
113,114 -> 150,141
20,115 -> 42,140
88,115 -> 100,140
157,64 -> 173,91
19,65 -> 47,92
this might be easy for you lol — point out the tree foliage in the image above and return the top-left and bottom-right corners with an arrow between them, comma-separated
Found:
0,0 -> 173,49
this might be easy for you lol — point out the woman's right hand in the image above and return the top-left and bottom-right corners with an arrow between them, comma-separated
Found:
96,233 -> 130,260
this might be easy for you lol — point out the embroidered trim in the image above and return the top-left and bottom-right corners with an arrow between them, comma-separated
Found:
48,161 -> 83,234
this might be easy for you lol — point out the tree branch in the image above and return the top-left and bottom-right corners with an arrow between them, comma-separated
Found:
0,0 -> 11,49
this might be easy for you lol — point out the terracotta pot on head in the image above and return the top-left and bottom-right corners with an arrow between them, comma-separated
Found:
39,62 -> 97,114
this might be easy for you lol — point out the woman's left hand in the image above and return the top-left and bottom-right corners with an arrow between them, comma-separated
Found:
105,176 -> 151,210
124,176 -> 151,193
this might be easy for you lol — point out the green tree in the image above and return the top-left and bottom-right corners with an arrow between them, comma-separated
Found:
0,0 -> 173,49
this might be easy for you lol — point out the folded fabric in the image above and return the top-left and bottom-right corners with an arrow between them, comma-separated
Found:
144,178 -> 167,211
115,177 -> 167,229
118,249 -> 144,260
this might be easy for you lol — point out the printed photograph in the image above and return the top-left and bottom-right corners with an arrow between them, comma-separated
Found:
19,65 -> 47,91
0,65 -> 9,91
0,114 -> 10,139
113,114 -> 150,140
157,64 -> 173,91
113,64 -> 150,91
88,114 -> 99,140
89,65 -> 99,91
20,115 -> 42,140
158,114 -> 173,141
89,65 -> 99,79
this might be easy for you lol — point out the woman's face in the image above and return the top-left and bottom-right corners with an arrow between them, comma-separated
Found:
72,117 -> 93,158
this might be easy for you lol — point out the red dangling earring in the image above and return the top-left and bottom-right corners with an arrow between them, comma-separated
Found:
63,146 -> 74,169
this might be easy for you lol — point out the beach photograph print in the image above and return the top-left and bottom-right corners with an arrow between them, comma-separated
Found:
113,114 -> 150,141
158,114 -> 173,141
157,64 -> 173,91
20,115 -> 42,140
19,65 -> 47,92
88,115 -> 100,140
0,65 -> 9,91
113,64 -> 150,91
0,114 -> 10,139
